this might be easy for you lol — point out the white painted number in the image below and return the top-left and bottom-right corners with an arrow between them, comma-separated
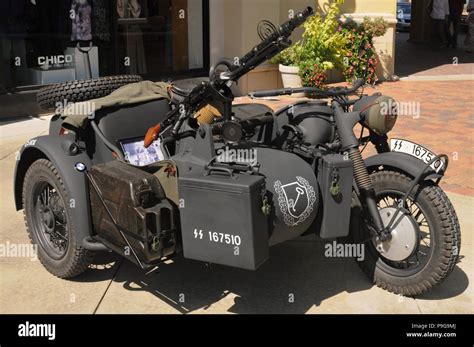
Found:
208,231 -> 241,246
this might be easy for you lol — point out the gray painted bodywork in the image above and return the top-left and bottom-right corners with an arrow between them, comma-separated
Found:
13,135 -> 94,248
364,151 -> 444,180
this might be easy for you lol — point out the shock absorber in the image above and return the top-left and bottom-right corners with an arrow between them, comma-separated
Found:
350,147 -> 391,241
349,148 -> 373,191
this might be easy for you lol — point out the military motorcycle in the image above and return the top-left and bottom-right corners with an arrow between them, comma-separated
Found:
14,7 -> 460,296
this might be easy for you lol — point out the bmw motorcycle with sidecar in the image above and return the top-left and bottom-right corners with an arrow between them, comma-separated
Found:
14,7 -> 460,296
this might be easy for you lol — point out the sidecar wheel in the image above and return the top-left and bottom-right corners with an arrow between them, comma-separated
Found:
350,170 -> 461,296
22,159 -> 93,278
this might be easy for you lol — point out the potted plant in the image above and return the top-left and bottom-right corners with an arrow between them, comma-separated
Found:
269,45 -> 303,88
271,1 -> 347,88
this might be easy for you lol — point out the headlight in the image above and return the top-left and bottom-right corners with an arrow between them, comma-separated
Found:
353,94 -> 398,135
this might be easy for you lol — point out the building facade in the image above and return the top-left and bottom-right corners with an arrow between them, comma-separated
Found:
208,0 -> 397,94
0,0 -> 396,116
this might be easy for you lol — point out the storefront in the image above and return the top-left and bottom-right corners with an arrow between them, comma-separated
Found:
0,0 -> 209,92
0,0 -> 398,119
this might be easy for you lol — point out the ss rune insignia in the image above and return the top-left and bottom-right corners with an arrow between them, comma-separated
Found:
274,176 -> 316,226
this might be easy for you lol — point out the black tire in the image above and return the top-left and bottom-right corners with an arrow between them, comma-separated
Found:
22,159 -> 93,278
350,170 -> 461,296
36,75 -> 143,111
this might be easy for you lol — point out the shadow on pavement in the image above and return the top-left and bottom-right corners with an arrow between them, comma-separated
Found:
395,32 -> 474,77
71,251 -> 122,283
74,240 -> 469,313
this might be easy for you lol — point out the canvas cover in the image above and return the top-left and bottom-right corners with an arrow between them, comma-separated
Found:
61,81 -> 171,129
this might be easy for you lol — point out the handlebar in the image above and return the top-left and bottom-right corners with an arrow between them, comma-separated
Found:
248,78 -> 365,99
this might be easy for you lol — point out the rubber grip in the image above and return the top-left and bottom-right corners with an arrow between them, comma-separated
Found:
144,123 -> 161,148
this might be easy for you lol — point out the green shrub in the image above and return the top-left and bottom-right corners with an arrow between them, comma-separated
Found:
271,2 -> 389,86
297,1 -> 347,71
270,1 -> 347,74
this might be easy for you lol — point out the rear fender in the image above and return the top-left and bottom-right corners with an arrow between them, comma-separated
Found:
14,135 -> 94,245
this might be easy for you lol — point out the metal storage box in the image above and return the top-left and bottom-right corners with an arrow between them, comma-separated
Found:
317,154 -> 354,238
178,172 -> 269,270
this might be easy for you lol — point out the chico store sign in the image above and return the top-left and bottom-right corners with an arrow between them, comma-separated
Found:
37,55 -> 74,67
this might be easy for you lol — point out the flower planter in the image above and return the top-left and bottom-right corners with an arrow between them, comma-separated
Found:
279,64 -> 302,88
279,64 -> 304,97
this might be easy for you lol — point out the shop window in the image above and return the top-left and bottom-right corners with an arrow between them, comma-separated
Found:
115,0 -> 206,78
0,0 -> 208,91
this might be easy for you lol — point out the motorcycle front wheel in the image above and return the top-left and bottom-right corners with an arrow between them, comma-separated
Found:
350,170 -> 461,296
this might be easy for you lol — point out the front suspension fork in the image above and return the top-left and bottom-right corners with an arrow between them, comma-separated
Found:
348,148 -> 391,241
333,103 -> 391,241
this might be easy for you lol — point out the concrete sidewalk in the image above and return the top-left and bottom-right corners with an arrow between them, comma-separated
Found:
0,81 -> 473,314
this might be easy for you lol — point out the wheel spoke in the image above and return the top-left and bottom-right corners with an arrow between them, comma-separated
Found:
34,182 -> 69,257
420,238 -> 429,247
52,230 -> 68,241
44,186 -> 50,207
418,220 -> 429,227
413,207 -> 422,220
376,190 -> 432,271
37,195 -> 44,211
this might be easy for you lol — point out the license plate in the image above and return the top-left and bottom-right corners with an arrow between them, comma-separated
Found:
390,139 -> 444,173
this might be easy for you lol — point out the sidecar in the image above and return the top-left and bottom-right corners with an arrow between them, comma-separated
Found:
14,76 -> 334,277
13,7 -> 358,279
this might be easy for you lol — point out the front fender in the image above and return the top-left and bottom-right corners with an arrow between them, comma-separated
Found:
13,135 -> 94,244
364,151 -> 444,181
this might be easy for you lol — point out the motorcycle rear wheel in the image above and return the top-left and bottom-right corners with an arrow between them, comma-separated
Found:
350,170 -> 461,296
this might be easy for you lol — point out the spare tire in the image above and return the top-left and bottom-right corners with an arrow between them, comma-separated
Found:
36,75 -> 143,111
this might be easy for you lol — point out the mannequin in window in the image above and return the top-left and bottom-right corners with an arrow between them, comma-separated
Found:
71,0 -> 92,42
117,0 -> 147,75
